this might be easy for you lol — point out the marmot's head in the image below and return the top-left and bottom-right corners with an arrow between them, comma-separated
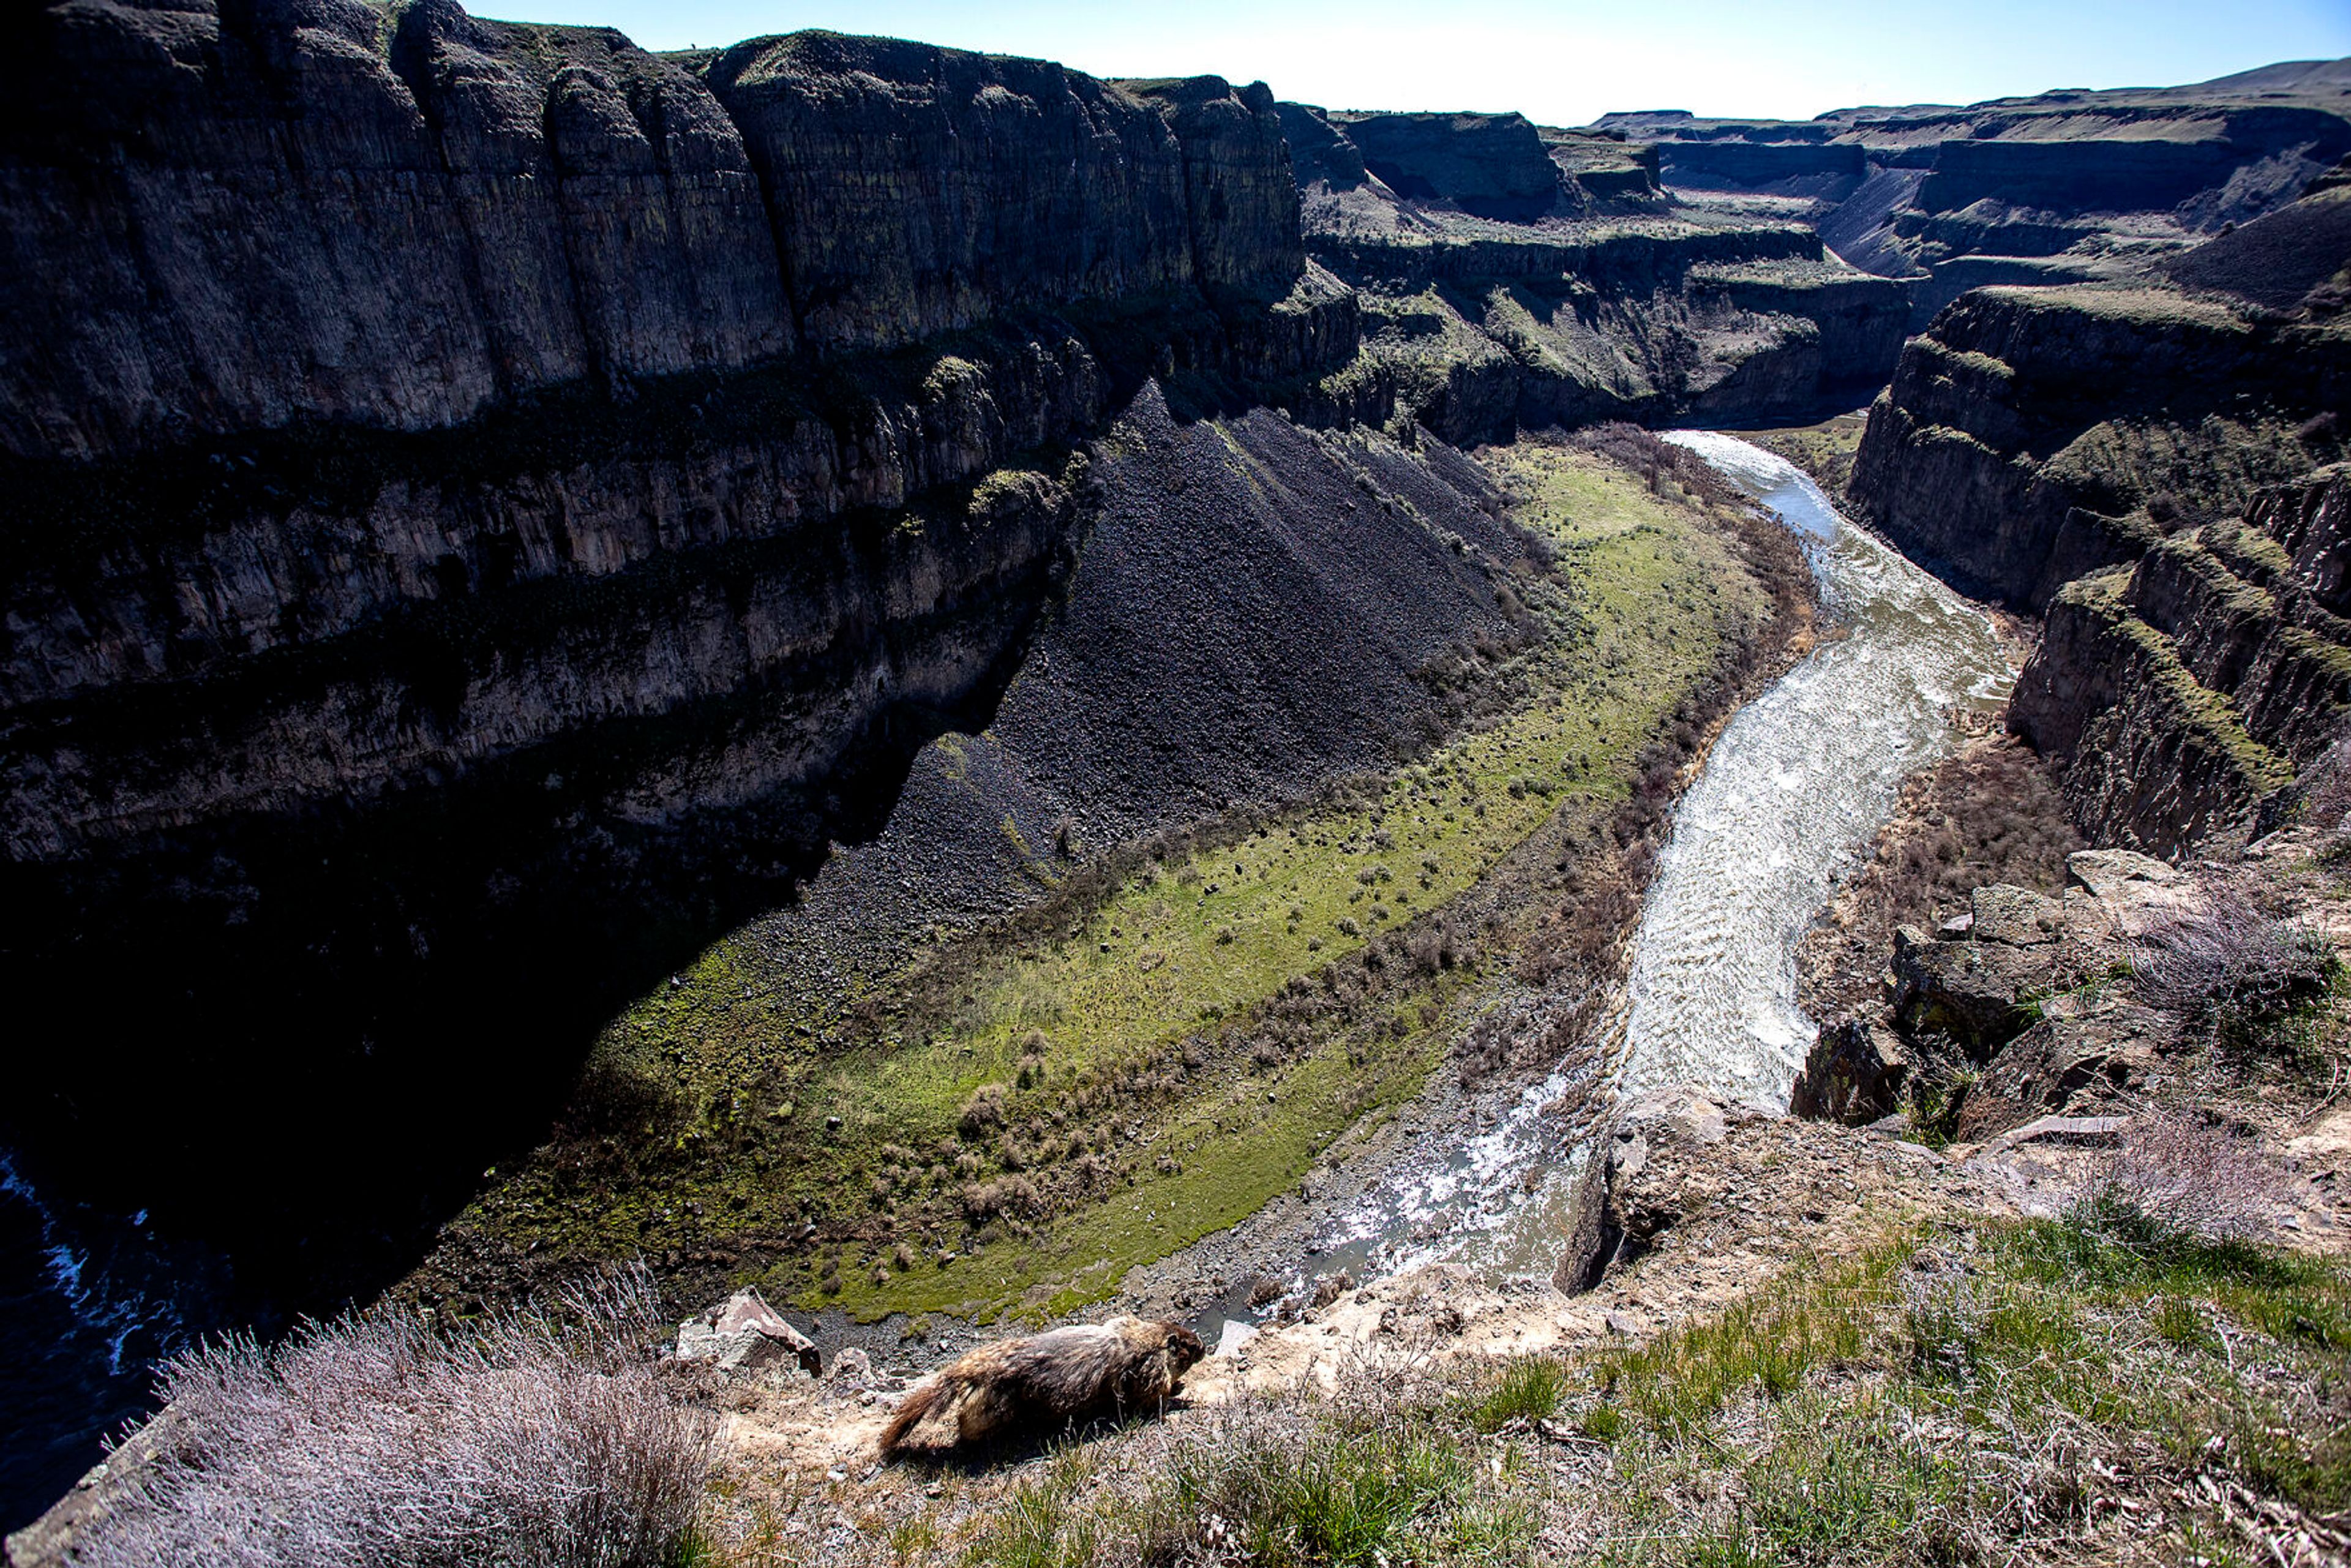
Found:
1163,1323 -> 1206,1374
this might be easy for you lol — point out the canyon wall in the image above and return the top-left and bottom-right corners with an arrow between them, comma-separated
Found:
0,0 -> 1330,867
1847,178 -> 2351,853
0,1 -> 1310,460
1847,284 -> 2349,607
1275,104 -> 1913,441
2010,467 -> 2350,855
0,0 -> 1382,1302
1602,69 -> 2351,326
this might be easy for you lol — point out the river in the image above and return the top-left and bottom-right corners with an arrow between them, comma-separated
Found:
1,433 -> 2015,1532
1295,432 -> 2015,1289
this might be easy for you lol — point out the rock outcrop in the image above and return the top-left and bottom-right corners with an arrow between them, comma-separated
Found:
1888,916 -> 2059,1057
1792,848 -> 2194,1136
0,0 -> 1321,925
0,4 -> 1307,460
1602,66 -> 2351,326
3,0 -> 789,459
1329,111 -> 1572,222
1280,107 -> 1911,442
1848,283 -> 2349,609
1541,130 -> 1663,207
675,1288 -> 823,1378
1784,841 -> 2346,1149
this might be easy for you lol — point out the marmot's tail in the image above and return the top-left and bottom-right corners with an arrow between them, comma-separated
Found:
879,1376 -> 948,1455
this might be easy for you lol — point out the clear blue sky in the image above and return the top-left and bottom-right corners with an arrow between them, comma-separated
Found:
476,0 -> 2351,124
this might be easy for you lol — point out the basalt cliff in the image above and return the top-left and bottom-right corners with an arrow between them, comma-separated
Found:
1846,173 -> 2351,852
8,1 -> 2351,1548
0,0 -> 1395,1319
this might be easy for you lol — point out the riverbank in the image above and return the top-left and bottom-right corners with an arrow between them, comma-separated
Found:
7,426 -> 1823,1562
388,427 -> 1817,1360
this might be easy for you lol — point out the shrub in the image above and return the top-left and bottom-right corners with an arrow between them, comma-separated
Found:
2130,888 -> 2335,1045
964,1174 -> 1041,1220
2065,1107 -> 2282,1246
2300,729 -> 2351,833
959,1082 -> 1010,1137
78,1266 -> 713,1568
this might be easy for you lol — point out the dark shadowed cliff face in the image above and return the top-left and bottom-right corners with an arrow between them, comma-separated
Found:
0,0 -> 1349,1352
0,0 -> 796,460
693,36 -> 1305,354
1330,111 -> 1570,222
0,3 -> 1310,462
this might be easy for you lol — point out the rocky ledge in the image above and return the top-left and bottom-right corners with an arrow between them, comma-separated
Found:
1792,826 -> 2347,1154
2012,465 -> 2351,852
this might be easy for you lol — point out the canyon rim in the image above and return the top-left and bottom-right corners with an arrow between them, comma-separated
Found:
4,4 -> 2350,1563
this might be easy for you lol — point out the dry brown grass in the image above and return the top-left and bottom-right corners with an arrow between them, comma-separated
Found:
75,1266 -> 714,1568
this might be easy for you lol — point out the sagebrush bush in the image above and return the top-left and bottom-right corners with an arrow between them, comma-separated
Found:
2130,887 -> 2335,1045
2066,1107 -> 2282,1246
2301,729 -> 2351,836
78,1266 -> 714,1568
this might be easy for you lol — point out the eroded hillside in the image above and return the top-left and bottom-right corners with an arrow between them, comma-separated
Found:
7,2 -> 2351,1556
403,422 -> 1809,1334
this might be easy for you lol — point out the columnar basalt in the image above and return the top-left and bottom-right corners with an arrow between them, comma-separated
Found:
2011,467 -> 2351,853
0,0 -> 1355,1318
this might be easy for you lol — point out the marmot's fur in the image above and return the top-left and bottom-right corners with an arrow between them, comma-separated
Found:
879,1315 -> 1205,1455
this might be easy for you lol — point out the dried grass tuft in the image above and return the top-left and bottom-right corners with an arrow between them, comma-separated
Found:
2129,885 -> 2334,1041
2066,1107 -> 2282,1245
76,1263 -> 714,1568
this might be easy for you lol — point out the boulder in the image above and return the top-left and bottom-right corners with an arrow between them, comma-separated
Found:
823,1345 -> 877,1388
1952,1006 -> 2165,1141
1976,1113 -> 2130,1155
675,1287 -> 822,1377
1790,1018 -> 1913,1124
2065,848 -> 2200,940
1970,883 -> 2066,945
2067,848 -> 2181,900
1556,1087 -> 1750,1292
1891,923 -> 2058,1058
1620,1084 -> 1730,1146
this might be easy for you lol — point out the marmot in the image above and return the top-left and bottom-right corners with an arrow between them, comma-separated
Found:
879,1315 -> 1205,1456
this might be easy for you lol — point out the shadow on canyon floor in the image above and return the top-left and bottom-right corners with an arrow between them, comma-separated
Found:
0,649 -> 1040,1329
